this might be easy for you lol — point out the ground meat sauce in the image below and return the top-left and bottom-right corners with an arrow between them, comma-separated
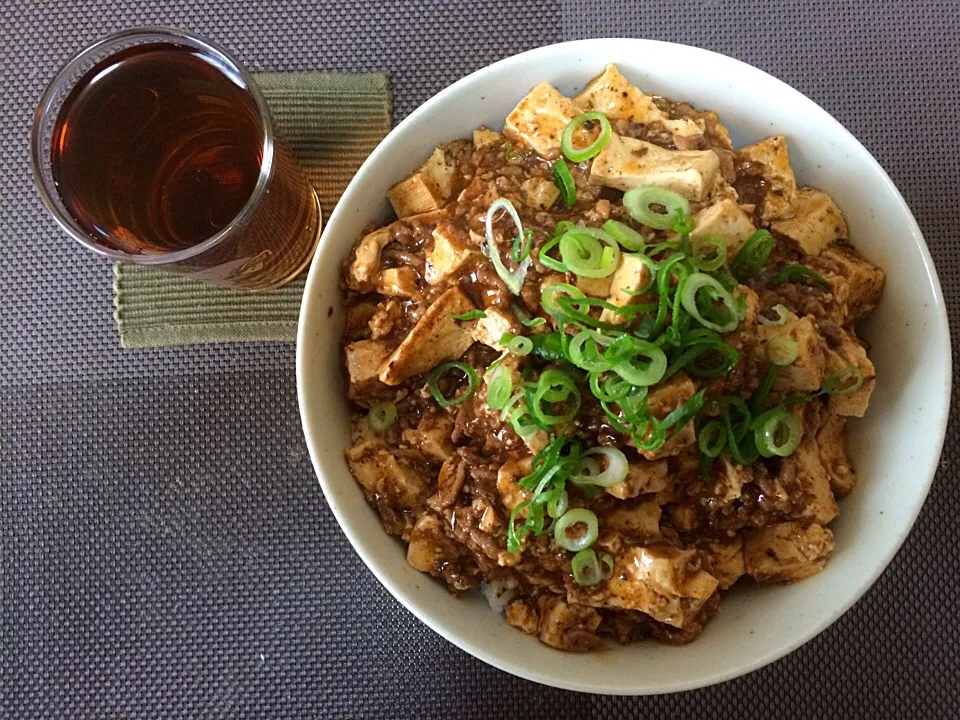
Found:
339,66 -> 883,652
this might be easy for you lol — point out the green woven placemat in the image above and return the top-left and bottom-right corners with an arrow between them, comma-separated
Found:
113,71 -> 392,349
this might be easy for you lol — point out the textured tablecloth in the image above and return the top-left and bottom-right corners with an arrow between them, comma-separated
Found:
2,1 -> 957,717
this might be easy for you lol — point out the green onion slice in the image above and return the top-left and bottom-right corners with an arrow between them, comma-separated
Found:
450,309 -> 487,321
568,329 -> 613,372
537,235 -> 568,273
506,335 -> 533,356
554,508 -> 599,552
571,548 -> 605,586
660,389 -> 707,439
530,331 -> 567,361
671,209 -> 697,235
512,228 -> 534,263
698,419 -> 727,457
822,365 -> 865,396
552,160 -> 576,207
623,186 -> 691,230
560,112 -> 612,163
773,263 -> 830,289
602,219 -> 646,252
547,489 -> 569,519
570,447 -> 629,487
753,407 -> 803,457
690,234 -> 728,272
758,304 -> 791,326
680,272 -> 740,333
731,229 -> 775,281
541,283 -> 587,321
523,316 -> 547,328
427,362 -> 479,408
367,402 -> 397,431
531,370 -> 581,425
486,363 -> 514,410
610,340 -> 668,387
766,336 -> 799,366
558,227 -> 621,279
484,197 -> 532,295
588,372 -> 633,402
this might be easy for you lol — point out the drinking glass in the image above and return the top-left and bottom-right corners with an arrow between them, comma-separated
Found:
30,26 -> 322,291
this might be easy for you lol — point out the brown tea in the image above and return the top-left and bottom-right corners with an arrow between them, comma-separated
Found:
50,42 -> 320,288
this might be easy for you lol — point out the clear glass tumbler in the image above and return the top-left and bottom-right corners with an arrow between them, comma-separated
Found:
30,26 -> 322,291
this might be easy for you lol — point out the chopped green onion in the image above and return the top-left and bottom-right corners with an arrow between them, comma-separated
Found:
560,112 -> 612,163
558,227 -> 621,278
504,143 -> 516,161
367,402 -> 397,431
486,363 -> 514,410
588,372 -> 633,402
554,508 -> 599,552
512,228 -> 534,263
698,419 -> 727,457
552,160 -> 576,207
523,316 -> 546,328
766,336 -> 799,366
506,335 -> 533,356
530,331 -> 567,361
822,366 -> 865,396
602,219 -> 646,252
547,489 -> 569,519
568,329 -> 613,372
752,365 -> 778,415
570,447 -> 629,487
610,340 -> 668,387
427,362 -> 479,408
671,209 -> 697,235
541,282 -> 586,320
666,330 -> 740,379
571,548 -> 604,586
660,388 -> 707,439
753,407 -> 803,457
450,309 -> 487,321
484,197 -> 532,296
537,235 -> 568,273
554,220 -> 576,237
623,186 -> 691,231
690,234 -> 727,272
680,272 -> 740,333
645,240 -> 683,257
773,264 -> 830,289
599,552 -> 615,579
531,369 -> 581,425
758,304 -> 791,326
731,229 -> 775,281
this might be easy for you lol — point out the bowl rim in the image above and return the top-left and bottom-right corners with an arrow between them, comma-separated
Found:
296,37 -> 952,694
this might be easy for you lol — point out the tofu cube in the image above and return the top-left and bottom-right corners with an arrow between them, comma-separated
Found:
599,254 -> 654,324
702,537 -> 745,590
520,176 -> 560,210
638,373 -> 697,460
473,307 -> 518,350
819,244 -> 885,322
473,127 -> 502,149
573,63 -> 701,146
757,315 -> 826,392
402,414 -> 456,463
378,288 -> 476,385
575,273 -> 614,298
346,440 -> 426,509
425,222 -> 479,285
605,459 -> 668,499
692,198 -> 758,257
780,437 -> 839,525
346,224 -> 395,292
505,599 -> 540,635
771,187 -> 848,255
824,329 -> 876,417
567,546 -> 719,628
739,135 -> 798,222
713,456 -> 754,506
817,414 -> 857,497
504,81 -> 582,159
744,522 -> 835,583
604,501 -> 662,537
387,147 -> 457,218
496,457 -> 533,512
376,266 -> 421,299
407,513 -> 459,573
590,134 -> 720,201
344,339 -> 393,400
536,596 -> 603,652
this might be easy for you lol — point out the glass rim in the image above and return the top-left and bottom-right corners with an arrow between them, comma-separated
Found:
28,25 -> 276,265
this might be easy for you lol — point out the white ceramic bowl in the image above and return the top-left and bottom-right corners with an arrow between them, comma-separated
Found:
296,39 -> 951,694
